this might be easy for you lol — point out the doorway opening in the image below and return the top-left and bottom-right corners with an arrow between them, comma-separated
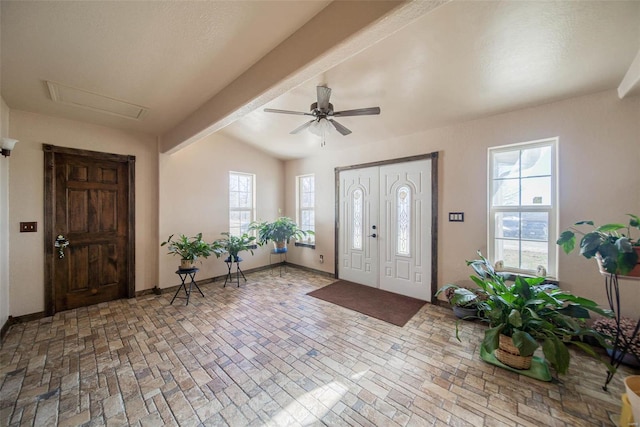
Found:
335,153 -> 438,302
43,145 -> 135,315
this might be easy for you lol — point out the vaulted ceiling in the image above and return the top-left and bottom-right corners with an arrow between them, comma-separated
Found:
2,1 -> 639,160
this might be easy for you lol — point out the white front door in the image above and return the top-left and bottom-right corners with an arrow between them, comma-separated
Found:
338,167 -> 379,286
378,160 -> 431,300
338,159 -> 432,300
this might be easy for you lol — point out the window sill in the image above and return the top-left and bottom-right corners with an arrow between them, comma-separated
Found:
497,271 -> 558,286
294,242 -> 315,249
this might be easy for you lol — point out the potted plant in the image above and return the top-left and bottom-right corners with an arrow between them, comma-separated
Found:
557,214 -> 640,276
213,232 -> 256,262
249,217 -> 313,253
161,233 -> 217,270
462,252 -> 614,375
435,284 -> 487,319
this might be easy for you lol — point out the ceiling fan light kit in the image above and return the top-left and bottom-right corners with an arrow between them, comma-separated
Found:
264,86 -> 380,146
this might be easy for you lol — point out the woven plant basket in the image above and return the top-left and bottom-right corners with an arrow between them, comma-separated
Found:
495,334 -> 533,370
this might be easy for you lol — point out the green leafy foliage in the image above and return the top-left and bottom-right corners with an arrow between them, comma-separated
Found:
161,233 -> 217,262
249,217 -> 314,245
465,252 -> 614,375
435,284 -> 487,308
213,232 -> 256,261
557,214 -> 640,275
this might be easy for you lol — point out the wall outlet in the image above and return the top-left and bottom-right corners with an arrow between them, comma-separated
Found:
319,255 -> 324,264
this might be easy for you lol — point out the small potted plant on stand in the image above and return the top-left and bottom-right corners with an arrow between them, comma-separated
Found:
557,214 -> 640,276
213,232 -> 256,262
557,214 -> 640,389
250,217 -> 313,253
161,233 -> 217,270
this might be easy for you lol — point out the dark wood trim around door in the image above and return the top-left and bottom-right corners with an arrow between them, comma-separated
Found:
334,152 -> 439,303
43,144 -> 136,316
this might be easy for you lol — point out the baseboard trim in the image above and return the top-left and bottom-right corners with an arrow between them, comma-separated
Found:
0,318 -> 11,343
3,264 -> 336,339
1,311 -> 46,343
284,262 -> 335,278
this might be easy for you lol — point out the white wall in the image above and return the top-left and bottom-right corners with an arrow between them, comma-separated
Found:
158,132 -> 284,288
8,111 -> 159,317
0,97 -> 11,329
285,89 -> 640,317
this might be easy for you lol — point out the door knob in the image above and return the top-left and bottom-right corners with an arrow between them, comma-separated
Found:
54,235 -> 69,258
368,233 -> 377,238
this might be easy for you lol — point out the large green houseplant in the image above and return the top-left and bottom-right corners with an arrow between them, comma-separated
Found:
213,232 -> 256,262
557,214 -> 640,276
161,233 -> 217,270
249,217 -> 313,252
463,252 -> 614,375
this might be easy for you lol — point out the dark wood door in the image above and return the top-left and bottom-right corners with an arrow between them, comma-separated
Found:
44,145 -> 135,315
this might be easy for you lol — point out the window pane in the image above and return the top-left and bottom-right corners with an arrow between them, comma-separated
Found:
521,212 -> 548,241
229,175 -> 238,191
495,212 -> 520,239
238,176 -> 250,192
521,177 -> 551,206
492,179 -> 519,206
521,146 -> 551,177
495,238 -> 519,269
229,211 -> 241,228
521,240 -> 548,271
493,151 -> 520,179
229,191 -> 239,208
238,192 -> 251,208
302,192 -> 313,208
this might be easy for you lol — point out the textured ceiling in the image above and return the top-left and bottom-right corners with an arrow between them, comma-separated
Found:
0,1 -> 330,134
2,1 -> 639,160
221,1 -> 640,159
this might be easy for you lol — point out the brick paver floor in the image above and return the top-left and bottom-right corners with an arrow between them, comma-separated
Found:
0,268 -> 635,426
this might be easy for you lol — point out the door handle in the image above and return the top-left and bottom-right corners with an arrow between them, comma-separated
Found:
368,233 -> 377,238
54,235 -> 69,258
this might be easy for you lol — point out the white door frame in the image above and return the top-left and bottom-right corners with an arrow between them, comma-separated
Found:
334,152 -> 439,303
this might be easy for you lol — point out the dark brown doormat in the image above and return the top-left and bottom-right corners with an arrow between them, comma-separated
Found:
307,280 -> 426,327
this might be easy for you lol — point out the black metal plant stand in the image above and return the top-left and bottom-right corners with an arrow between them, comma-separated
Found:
170,268 -> 203,306
602,273 -> 640,391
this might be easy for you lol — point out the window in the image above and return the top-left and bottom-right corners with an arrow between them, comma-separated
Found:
488,138 -> 557,277
229,172 -> 255,236
297,174 -> 315,243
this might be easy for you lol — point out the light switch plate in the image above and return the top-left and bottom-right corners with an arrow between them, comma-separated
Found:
20,222 -> 37,232
449,212 -> 464,222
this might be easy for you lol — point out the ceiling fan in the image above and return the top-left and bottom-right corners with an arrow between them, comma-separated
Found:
264,86 -> 381,137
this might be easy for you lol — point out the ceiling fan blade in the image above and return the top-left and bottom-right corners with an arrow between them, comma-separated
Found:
317,86 -> 332,110
290,120 -> 315,134
329,119 -> 352,136
264,108 -> 312,116
333,107 -> 381,117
